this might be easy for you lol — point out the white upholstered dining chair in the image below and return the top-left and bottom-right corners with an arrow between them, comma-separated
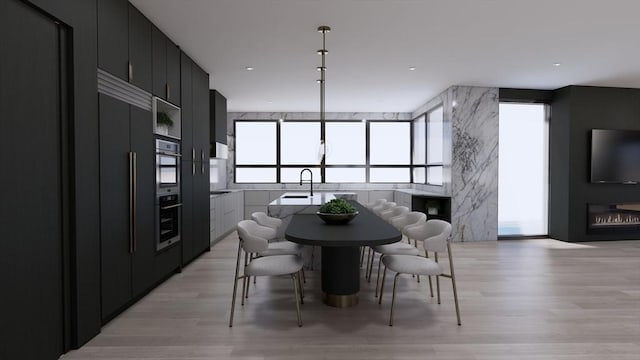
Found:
378,219 -> 461,326
380,205 -> 410,222
372,201 -> 396,216
229,220 -> 304,327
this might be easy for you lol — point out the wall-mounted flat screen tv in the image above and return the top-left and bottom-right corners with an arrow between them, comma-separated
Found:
591,129 -> 640,184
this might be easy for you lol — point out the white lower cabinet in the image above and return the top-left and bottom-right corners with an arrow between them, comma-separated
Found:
394,191 -> 412,209
210,191 -> 244,243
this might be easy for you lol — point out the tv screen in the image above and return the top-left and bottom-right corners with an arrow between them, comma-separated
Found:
591,129 -> 640,184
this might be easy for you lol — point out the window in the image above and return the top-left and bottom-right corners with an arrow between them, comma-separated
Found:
369,122 -> 411,183
369,122 -> 410,165
235,122 -> 276,165
426,106 -> 444,185
235,121 -> 277,183
234,119 -> 414,183
325,122 -> 366,165
498,103 -> 548,236
412,105 -> 444,185
412,115 -> 426,184
280,122 -> 321,165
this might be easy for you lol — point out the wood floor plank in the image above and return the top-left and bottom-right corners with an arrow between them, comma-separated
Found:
64,235 -> 640,359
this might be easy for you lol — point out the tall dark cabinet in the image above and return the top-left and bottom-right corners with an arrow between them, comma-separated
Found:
128,4 -> 152,90
98,0 -> 153,93
97,0 -> 128,80
99,94 -> 156,320
152,25 -> 181,106
181,52 -> 211,265
1,1 -> 68,358
211,90 -> 228,144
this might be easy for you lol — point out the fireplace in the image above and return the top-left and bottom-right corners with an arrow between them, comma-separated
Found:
588,203 -> 640,230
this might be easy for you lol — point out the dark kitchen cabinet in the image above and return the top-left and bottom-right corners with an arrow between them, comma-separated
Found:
97,0 -> 128,80
211,90 -> 228,144
180,52 -> 194,161
153,25 -> 181,106
99,94 -> 156,320
181,160 -> 195,263
180,53 -> 211,265
1,1 -> 66,357
128,4 -> 152,91
98,1 -> 153,92
166,39 -> 181,105
193,63 -> 210,160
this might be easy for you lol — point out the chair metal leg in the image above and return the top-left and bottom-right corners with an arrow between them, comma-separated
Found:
425,251 -> 433,297
310,246 -> 315,270
297,270 -> 304,304
436,275 -> 441,304
243,252 -> 250,300
365,247 -> 372,278
448,243 -> 461,326
301,267 -> 306,283
251,253 -> 256,284
241,275 -> 248,305
367,250 -> 376,282
229,241 -> 243,327
291,274 -> 302,327
360,246 -> 365,267
378,264 -> 387,305
375,254 -> 385,297
389,273 -> 400,326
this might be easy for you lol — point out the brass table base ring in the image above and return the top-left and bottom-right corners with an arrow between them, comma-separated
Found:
323,293 -> 359,308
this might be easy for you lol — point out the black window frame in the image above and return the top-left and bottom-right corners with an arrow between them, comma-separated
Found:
234,118 -> 415,184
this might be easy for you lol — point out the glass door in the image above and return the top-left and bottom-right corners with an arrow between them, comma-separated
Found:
498,103 -> 549,236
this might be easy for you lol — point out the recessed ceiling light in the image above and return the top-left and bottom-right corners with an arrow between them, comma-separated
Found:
278,118 -> 284,123
553,62 -> 561,67
408,67 -> 416,71
245,66 -> 254,71
361,118 -> 367,122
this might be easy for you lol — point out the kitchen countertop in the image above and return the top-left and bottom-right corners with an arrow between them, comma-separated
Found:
209,189 -> 243,198
394,189 -> 450,197
268,192 -> 336,206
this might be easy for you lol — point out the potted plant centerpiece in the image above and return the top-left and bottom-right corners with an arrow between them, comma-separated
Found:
317,198 -> 359,225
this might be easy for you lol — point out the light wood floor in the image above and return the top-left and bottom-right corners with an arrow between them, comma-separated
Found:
65,234 -> 640,360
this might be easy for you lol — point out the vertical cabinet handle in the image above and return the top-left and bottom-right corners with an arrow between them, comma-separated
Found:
128,63 -> 133,82
132,152 -> 137,253
192,147 -> 196,175
128,152 -> 135,253
166,83 -> 170,100
201,150 -> 205,174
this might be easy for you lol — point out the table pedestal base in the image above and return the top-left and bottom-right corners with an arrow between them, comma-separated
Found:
321,246 -> 360,307
323,293 -> 359,307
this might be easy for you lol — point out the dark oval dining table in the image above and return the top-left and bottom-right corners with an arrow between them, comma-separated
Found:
285,201 -> 401,307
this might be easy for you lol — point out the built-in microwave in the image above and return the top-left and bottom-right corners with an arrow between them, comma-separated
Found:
156,138 -> 180,195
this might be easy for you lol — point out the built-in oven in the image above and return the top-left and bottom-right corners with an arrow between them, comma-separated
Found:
156,138 -> 180,195
157,194 -> 181,251
155,138 -> 181,251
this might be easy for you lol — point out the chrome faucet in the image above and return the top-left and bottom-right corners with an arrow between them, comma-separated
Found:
299,168 -> 313,196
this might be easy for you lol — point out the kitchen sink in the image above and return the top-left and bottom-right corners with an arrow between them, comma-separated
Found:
283,195 -> 309,199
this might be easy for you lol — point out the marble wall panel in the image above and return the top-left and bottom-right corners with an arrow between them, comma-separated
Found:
449,86 -> 499,242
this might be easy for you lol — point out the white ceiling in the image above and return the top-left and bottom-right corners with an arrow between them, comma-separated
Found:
130,0 -> 640,112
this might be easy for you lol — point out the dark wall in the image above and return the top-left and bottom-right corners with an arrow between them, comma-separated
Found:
550,86 -> 640,241
548,87 -> 572,240
28,0 -> 102,348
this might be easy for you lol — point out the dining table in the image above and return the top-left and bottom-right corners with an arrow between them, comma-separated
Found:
285,201 -> 402,307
